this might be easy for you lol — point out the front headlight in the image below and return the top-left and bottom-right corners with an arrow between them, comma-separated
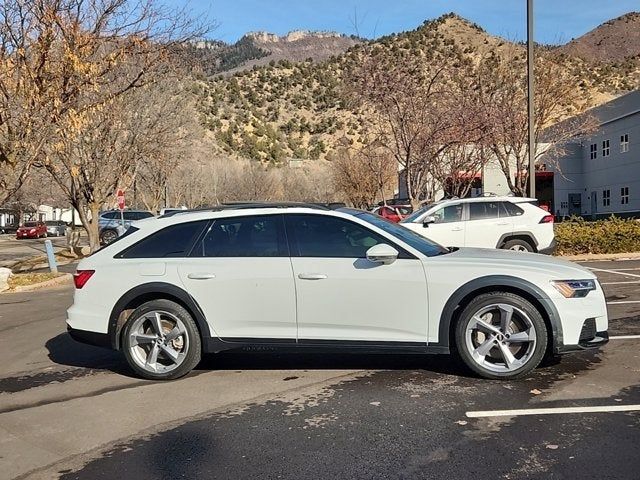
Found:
551,279 -> 597,298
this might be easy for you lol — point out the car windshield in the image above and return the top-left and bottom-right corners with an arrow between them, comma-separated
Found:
402,205 -> 434,223
24,222 -> 37,227
346,210 -> 449,257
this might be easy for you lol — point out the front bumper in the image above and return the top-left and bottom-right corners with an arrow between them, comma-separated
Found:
557,331 -> 609,354
538,238 -> 557,255
67,325 -> 111,349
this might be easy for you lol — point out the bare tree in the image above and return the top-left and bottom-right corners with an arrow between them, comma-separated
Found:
0,0 -> 209,249
344,46 -> 465,208
332,146 -> 396,209
478,49 -> 598,196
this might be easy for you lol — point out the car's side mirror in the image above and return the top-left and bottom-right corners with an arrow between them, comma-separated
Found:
366,244 -> 399,265
422,216 -> 436,227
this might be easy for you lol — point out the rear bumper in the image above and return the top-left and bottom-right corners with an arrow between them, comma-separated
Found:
67,325 -> 111,349
538,238 -> 557,255
557,331 -> 609,354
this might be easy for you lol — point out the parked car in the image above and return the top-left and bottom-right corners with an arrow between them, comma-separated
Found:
98,210 -> 154,245
372,205 -> 413,223
68,203 -> 607,381
16,221 -> 47,239
45,220 -> 67,237
400,196 -> 556,253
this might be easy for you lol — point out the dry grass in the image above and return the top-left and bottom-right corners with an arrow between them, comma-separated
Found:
8,272 -> 64,289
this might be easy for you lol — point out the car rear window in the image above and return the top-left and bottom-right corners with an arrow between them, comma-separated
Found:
117,221 -> 208,258
502,202 -> 524,216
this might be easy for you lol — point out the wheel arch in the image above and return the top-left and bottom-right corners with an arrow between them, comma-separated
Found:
496,232 -> 538,251
108,282 -> 211,350
436,275 -> 561,355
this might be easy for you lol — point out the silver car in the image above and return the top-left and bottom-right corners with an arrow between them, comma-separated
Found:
45,220 -> 67,237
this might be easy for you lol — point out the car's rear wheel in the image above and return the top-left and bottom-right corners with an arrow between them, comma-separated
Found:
455,292 -> 547,380
122,299 -> 202,380
100,229 -> 118,245
502,239 -> 534,252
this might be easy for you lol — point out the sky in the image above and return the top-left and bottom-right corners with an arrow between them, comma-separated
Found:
165,0 -> 639,45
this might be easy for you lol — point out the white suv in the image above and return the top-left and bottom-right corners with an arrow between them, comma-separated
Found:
400,197 -> 555,253
67,204 -> 607,381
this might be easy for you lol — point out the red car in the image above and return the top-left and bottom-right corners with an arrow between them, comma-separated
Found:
16,221 -> 47,239
372,205 -> 413,223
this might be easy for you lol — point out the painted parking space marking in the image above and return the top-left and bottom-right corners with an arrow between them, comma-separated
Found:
600,280 -> 640,285
588,268 -> 640,279
466,405 -> 640,418
609,335 -> 640,340
607,300 -> 640,305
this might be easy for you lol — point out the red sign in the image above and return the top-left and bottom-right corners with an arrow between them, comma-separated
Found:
116,189 -> 125,210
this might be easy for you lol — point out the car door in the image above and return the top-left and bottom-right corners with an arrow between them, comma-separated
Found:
177,214 -> 297,341
464,201 -> 514,248
407,203 -> 465,248
285,213 -> 428,344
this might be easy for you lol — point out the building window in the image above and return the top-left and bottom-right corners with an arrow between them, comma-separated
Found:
590,143 -> 597,159
602,139 -> 610,157
621,187 -> 629,205
620,134 -> 629,153
602,190 -> 610,207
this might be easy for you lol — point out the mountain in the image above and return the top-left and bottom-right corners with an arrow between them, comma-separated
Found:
195,13 -> 640,163
556,12 -> 640,62
190,31 -> 360,76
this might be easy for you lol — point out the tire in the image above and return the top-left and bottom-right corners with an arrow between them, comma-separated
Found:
501,239 -> 534,252
100,229 -> 118,245
122,299 -> 202,380
454,291 -> 547,380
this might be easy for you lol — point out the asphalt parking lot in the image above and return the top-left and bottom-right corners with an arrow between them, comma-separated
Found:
0,234 -> 70,268
1,258 -> 639,479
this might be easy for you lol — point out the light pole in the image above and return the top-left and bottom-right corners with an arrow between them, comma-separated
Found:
527,0 -> 536,198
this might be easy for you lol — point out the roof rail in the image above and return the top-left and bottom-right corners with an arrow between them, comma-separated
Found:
158,201 -> 343,218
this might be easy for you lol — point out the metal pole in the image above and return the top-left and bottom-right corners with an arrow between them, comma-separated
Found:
527,0 -> 536,198
44,239 -> 58,274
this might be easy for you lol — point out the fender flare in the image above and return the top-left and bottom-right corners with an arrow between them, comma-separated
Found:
434,275 -> 562,353
496,231 -> 538,250
108,282 -> 211,350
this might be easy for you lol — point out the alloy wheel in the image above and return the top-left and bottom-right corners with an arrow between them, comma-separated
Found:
464,303 -> 537,373
509,244 -> 529,252
127,310 -> 189,374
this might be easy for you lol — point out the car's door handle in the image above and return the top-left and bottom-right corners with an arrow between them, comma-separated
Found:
298,273 -> 328,280
451,227 -> 463,232
496,222 -> 510,226
187,273 -> 216,280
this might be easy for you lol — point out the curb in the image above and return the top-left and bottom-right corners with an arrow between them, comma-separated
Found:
560,252 -> 640,262
9,273 -> 74,293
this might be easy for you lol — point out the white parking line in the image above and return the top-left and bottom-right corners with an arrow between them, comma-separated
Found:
607,301 -> 640,305
609,335 -> 640,340
601,281 -> 640,285
589,268 -> 640,279
466,405 -> 640,418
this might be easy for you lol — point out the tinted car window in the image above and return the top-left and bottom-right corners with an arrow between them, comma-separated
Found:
432,204 -> 463,224
196,215 -> 285,257
351,211 -> 448,257
286,214 -> 391,258
469,202 -> 500,220
24,222 -> 37,227
119,221 -> 207,258
135,211 -> 154,220
101,211 -> 119,220
502,202 -> 524,216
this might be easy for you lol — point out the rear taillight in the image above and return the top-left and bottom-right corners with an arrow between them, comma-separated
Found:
73,270 -> 95,289
540,215 -> 554,224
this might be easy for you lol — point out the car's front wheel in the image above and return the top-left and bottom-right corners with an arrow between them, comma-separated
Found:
455,292 -> 547,380
502,239 -> 534,252
122,299 -> 202,380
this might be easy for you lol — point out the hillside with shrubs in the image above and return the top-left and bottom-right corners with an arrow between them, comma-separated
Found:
195,13 -> 640,164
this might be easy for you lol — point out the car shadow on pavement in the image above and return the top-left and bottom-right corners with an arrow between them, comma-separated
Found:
197,351 -> 476,378
45,332 -> 131,376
